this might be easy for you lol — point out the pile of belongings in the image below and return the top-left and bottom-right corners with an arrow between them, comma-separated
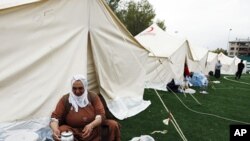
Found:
189,72 -> 208,87
166,79 -> 180,93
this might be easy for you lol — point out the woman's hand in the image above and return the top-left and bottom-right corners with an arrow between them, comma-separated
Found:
82,124 -> 93,138
52,128 -> 61,140
50,119 -> 61,140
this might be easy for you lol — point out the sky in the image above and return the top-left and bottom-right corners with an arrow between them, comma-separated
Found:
143,0 -> 250,50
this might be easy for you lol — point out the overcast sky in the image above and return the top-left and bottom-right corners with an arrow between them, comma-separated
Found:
144,0 -> 250,50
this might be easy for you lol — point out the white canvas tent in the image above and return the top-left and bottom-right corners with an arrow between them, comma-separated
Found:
205,52 -> 246,75
135,24 -> 191,90
0,0 -> 41,9
218,52 -> 235,74
187,43 -> 208,74
205,52 -> 218,74
0,0 -> 151,128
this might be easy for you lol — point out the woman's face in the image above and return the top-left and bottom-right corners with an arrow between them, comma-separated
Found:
72,80 -> 85,96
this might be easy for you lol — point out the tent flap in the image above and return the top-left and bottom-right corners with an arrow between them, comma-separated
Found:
0,0 -> 149,123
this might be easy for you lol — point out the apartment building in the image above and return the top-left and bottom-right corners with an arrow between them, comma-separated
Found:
228,38 -> 250,57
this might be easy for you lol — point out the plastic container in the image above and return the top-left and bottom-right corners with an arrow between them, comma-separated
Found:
61,131 -> 74,141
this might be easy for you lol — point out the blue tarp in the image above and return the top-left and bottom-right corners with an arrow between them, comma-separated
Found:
189,72 -> 208,87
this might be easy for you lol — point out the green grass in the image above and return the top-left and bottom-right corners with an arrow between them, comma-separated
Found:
119,74 -> 250,141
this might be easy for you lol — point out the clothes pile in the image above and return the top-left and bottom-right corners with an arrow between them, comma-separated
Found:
189,72 -> 208,87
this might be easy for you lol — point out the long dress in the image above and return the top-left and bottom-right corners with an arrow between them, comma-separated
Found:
235,62 -> 245,79
51,92 -> 121,141
214,62 -> 222,78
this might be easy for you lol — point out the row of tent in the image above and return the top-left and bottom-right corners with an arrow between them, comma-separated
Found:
0,0 -> 246,127
135,24 -> 208,90
136,23 -> 247,91
207,52 -> 247,75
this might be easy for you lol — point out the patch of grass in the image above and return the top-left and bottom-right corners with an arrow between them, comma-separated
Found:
119,74 -> 250,141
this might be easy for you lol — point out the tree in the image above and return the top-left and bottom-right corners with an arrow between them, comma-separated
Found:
156,19 -> 166,31
119,0 -> 156,36
105,0 -> 120,13
212,48 -> 228,55
105,0 -> 166,36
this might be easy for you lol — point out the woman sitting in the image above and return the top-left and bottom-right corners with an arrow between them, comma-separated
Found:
50,74 -> 120,141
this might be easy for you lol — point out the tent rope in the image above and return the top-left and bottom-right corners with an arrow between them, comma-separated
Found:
109,14 -> 250,136
169,87 -> 250,125
224,76 -> 250,85
150,57 -> 188,141
154,89 -> 188,141
110,24 -> 188,141
106,11 -> 188,139
187,93 -> 202,105
144,49 -> 188,141
156,57 -> 203,106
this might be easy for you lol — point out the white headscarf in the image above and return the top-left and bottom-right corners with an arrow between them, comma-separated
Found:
69,74 -> 89,112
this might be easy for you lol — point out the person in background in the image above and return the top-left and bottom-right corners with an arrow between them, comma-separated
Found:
235,60 -> 245,80
183,63 -> 191,90
184,63 -> 190,78
214,60 -> 222,79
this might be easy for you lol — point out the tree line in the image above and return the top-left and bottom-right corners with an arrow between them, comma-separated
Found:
105,0 -> 166,36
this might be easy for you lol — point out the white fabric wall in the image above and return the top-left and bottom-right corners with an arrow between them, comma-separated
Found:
135,24 -> 185,58
0,0 -> 89,122
218,53 -> 235,74
0,0 -> 150,122
0,0 -> 41,9
145,41 -> 188,90
187,43 -> 208,74
135,24 -> 189,91
205,52 -> 218,74
89,0 -> 150,119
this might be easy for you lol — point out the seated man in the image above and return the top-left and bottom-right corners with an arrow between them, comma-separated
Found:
166,79 -> 180,93
50,74 -> 120,141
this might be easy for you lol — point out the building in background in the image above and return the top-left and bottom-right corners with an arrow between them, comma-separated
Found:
228,38 -> 250,57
